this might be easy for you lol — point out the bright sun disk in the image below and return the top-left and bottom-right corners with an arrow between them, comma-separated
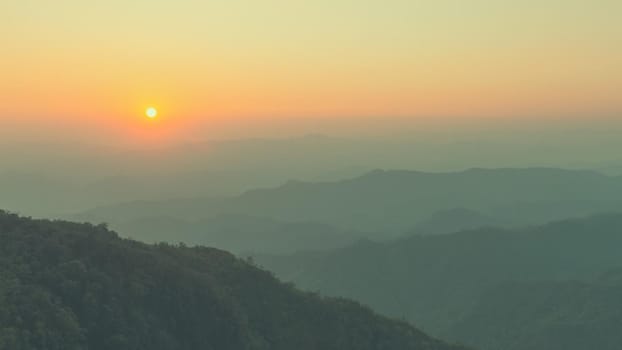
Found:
146,107 -> 157,118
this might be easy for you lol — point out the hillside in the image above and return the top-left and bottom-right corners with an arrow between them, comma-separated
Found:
0,211 -> 466,350
446,274 -> 622,350
255,213 -> 622,349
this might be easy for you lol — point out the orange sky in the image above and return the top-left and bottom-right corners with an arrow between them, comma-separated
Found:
1,0 -> 621,144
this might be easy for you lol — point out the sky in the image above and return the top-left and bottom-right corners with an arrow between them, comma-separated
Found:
1,0 -> 621,144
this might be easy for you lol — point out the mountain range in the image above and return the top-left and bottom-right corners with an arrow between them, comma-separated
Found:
74,168 -> 622,248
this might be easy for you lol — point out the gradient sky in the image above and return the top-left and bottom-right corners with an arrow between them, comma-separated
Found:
1,0 -> 620,143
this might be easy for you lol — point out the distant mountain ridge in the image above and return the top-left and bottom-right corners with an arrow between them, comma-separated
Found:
408,208 -> 503,236
75,167 -> 622,240
114,214 -> 363,254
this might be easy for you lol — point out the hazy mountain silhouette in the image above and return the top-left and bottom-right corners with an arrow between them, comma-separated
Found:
408,208 -> 504,236
0,211 -> 468,350
75,168 -> 622,237
5,132 -> 622,217
115,214 -> 363,254
0,136 -> 377,217
254,213 -> 622,349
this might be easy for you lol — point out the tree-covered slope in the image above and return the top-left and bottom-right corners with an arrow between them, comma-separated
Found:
447,273 -> 622,350
0,211 -> 466,350
256,213 -> 622,348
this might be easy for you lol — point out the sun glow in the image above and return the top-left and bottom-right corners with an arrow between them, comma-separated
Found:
146,107 -> 157,119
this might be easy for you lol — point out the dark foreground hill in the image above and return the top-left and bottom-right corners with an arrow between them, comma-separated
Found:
0,211 -> 466,350
255,213 -> 622,350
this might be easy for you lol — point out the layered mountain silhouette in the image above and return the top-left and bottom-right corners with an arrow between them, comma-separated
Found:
407,208 -> 503,236
75,168 -> 622,242
114,214 -> 363,254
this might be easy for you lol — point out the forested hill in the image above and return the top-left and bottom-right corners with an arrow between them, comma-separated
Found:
255,213 -> 622,349
0,211 -> 467,350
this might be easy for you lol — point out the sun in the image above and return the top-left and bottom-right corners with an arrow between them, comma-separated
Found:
145,107 -> 157,119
